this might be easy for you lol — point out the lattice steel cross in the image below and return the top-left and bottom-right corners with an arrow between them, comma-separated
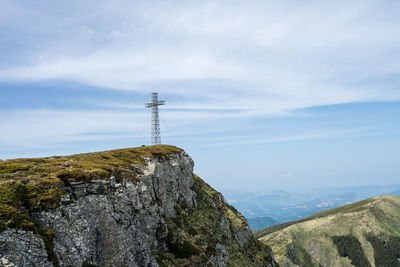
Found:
145,92 -> 165,145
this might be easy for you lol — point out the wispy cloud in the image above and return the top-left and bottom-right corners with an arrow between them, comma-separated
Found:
1,0 -> 400,159
0,107 -> 372,152
0,110 -> 148,148
1,0 -> 400,117
195,127 -> 372,147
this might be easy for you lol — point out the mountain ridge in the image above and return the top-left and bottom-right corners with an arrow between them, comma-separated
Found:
259,194 -> 400,266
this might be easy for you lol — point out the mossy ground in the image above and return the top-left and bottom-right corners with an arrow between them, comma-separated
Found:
155,175 -> 274,267
0,145 -> 182,265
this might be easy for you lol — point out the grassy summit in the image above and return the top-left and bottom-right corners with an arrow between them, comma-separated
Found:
0,145 -> 182,231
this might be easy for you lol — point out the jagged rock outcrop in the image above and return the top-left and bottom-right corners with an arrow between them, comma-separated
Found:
0,146 -> 277,267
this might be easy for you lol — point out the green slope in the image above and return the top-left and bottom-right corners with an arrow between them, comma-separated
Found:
258,195 -> 400,267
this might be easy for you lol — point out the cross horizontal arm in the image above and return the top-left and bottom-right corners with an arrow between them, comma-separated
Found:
145,100 -> 165,108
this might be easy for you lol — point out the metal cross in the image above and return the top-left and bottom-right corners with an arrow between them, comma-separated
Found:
145,92 -> 165,145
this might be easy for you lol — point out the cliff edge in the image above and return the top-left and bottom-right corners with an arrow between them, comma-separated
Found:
0,145 -> 276,267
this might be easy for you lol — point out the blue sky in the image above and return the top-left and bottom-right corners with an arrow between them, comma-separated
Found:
1,0 -> 400,192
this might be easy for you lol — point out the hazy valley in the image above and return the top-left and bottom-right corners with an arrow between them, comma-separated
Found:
225,185 -> 400,230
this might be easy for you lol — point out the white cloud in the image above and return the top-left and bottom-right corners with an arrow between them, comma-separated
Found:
0,110 -> 148,148
1,1 -> 400,155
0,108 -> 255,149
1,0 -> 399,118
195,127 -> 372,147
0,107 -> 371,152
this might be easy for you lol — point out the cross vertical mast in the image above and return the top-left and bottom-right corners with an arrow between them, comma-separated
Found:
145,92 -> 165,145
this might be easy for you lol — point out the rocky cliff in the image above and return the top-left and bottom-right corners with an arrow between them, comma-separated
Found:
0,145 -> 276,267
258,195 -> 400,267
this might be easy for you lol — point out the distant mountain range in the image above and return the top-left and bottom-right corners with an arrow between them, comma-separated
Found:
247,216 -> 279,231
257,195 -> 400,266
224,184 -> 400,230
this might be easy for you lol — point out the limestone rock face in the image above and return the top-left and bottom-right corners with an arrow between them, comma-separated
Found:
0,229 -> 52,267
0,148 -> 276,267
32,152 -> 195,267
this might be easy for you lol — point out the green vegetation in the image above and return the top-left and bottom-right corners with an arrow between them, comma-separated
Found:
259,195 -> 400,266
167,238 -> 202,259
0,163 -> 31,174
155,174 -> 274,266
331,235 -> 370,267
0,181 -> 58,231
37,227 -> 59,267
287,241 -> 322,267
255,197 -> 377,239
366,234 -> 400,267
0,145 -> 182,184
307,198 -> 376,220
